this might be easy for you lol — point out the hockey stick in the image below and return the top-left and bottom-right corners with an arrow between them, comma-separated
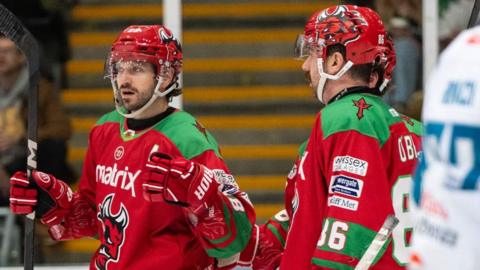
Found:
354,215 -> 399,270
0,4 -> 40,270
468,0 -> 480,28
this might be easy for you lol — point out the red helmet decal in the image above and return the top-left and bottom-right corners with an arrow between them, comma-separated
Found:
158,27 -> 173,41
304,5 -> 391,66
316,5 -> 368,45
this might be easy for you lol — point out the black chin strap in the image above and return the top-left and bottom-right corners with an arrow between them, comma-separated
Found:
327,86 -> 380,104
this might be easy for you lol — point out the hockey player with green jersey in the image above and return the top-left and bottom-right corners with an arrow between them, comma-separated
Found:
9,25 -> 257,269
253,5 -> 423,270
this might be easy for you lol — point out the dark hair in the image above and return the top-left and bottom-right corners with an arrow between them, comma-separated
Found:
326,44 -> 385,95
165,78 -> 182,101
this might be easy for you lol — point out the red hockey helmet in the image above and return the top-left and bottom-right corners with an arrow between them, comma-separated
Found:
105,25 -> 183,118
106,25 -> 182,79
296,5 -> 387,65
294,5 -> 392,103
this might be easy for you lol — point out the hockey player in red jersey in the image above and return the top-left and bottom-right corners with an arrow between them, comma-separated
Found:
8,25 -> 257,269
253,5 -> 422,270
251,141 -> 307,270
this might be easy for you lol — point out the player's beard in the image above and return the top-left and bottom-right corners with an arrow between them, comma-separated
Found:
121,87 -> 154,112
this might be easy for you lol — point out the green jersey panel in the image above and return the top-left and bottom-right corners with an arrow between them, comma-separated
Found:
321,94 -> 406,147
95,110 -> 222,160
153,111 -> 222,160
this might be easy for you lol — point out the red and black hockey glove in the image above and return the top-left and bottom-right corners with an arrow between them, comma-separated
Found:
252,210 -> 290,270
142,152 -> 220,215
9,171 -> 73,226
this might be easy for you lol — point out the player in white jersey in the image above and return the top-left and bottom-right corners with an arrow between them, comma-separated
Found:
410,26 -> 480,270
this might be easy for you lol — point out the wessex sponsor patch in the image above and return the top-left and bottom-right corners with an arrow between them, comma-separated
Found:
328,195 -> 359,211
329,175 -> 364,198
332,155 -> 368,176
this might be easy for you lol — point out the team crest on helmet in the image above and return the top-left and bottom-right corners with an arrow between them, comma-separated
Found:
318,5 -> 348,20
158,27 -> 182,64
95,194 -> 129,270
158,27 -> 173,41
158,27 -> 181,47
317,5 -> 367,26
316,5 -> 368,46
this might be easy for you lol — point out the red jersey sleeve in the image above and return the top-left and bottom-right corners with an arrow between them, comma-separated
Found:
190,150 -> 256,264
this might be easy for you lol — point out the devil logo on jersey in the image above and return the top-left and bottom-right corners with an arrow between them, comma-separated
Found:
95,194 -> 129,270
316,5 -> 368,45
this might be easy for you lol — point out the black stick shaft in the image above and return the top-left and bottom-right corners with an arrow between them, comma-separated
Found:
0,4 -> 40,269
24,84 -> 39,270
468,0 -> 480,28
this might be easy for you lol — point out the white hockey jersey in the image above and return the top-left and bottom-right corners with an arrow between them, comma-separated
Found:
410,26 -> 480,270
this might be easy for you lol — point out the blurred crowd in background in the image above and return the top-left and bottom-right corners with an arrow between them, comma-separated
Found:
0,0 -> 78,264
0,0 -> 77,205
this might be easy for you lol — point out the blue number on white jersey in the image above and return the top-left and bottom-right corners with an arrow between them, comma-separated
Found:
419,123 -> 480,191
442,81 -> 476,106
